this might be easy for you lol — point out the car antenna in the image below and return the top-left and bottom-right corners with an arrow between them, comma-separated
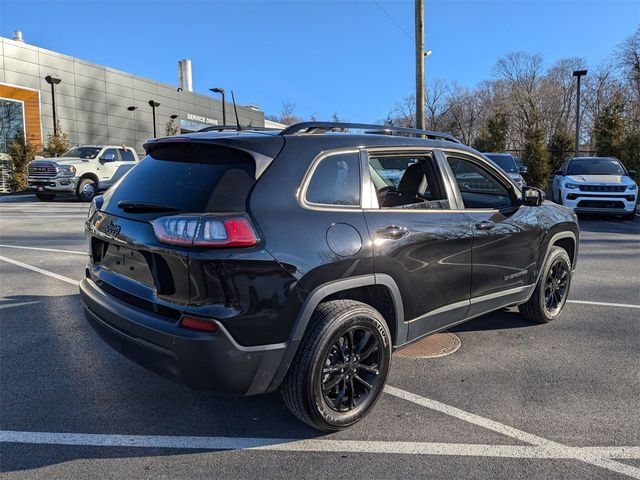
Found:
231,90 -> 241,131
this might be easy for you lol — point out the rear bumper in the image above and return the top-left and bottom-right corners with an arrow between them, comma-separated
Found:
79,277 -> 294,395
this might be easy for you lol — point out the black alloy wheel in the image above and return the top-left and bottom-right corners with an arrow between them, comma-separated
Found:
320,325 -> 382,412
519,246 -> 572,324
543,260 -> 569,316
282,300 -> 391,431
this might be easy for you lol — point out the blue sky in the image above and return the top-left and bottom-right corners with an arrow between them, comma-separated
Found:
1,1 -> 638,122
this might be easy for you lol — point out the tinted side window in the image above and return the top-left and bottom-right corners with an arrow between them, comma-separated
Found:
447,156 -> 512,209
306,152 -> 360,206
102,148 -> 118,161
119,149 -> 136,161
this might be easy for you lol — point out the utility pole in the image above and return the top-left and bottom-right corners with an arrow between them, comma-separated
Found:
415,0 -> 425,131
572,69 -> 587,157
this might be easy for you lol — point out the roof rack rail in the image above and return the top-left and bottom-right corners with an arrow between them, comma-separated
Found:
279,121 -> 461,143
198,125 -> 281,133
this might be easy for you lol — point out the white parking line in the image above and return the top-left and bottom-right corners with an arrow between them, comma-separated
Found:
0,244 -> 87,255
384,385 -> 640,479
567,300 -> 640,310
0,255 -> 80,286
1,430 -> 639,461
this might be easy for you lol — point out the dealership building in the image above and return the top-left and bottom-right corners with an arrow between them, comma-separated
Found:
0,32 -> 269,170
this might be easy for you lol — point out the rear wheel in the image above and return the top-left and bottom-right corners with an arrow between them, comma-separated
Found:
519,246 -> 572,324
35,193 -> 55,201
281,300 -> 392,431
77,178 -> 97,202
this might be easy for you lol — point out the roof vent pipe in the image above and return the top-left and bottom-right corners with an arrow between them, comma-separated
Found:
13,31 -> 24,42
178,59 -> 193,92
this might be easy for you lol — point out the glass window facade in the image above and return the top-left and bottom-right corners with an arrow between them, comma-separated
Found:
0,98 -> 26,154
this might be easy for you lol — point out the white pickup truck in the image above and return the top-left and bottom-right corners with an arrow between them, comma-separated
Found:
27,145 -> 140,201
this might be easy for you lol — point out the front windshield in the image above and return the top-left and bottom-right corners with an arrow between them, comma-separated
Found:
567,158 -> 626,175
63,147 -> 102,159
486,154 -> 518,173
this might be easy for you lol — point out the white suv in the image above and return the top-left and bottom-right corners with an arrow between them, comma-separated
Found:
551,156 -> 637,220
28,146 -> 139,201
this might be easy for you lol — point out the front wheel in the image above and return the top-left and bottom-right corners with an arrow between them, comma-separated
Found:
281,300 -> 392,431
77,178 -> 97,202
519,246 -> 572,323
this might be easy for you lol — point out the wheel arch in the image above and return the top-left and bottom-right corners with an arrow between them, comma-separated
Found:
265,275 -> 405,394
78,172 -> 99,187
290,274 -> 405,346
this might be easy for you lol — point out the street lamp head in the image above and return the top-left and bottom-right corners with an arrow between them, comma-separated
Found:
176,87 -> 183,92
127,106 -> 137,111
45,74 -> 61,85
148,100 -> 160,108
210,87 -> 225,94
170,114 -> 178,119
424,50 -> 433,57
573,69 -> 588,77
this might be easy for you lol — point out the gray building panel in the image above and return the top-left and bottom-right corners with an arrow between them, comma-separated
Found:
1,35 -> 266,154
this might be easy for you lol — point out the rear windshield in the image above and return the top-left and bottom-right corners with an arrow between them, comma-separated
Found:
485,154 -> 517,173
102,143 -> 257,219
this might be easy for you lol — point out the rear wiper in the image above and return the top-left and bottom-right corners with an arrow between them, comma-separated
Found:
117,201 -> 179,213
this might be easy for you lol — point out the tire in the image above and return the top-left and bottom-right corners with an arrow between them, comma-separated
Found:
281,300 -> 392,432
623,211 -> 636,221
77,178 -> 97,202
35,193 -> 56,201
519,246 -> 572,324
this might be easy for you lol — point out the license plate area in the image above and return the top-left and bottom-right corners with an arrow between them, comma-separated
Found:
100,243 -> 155,287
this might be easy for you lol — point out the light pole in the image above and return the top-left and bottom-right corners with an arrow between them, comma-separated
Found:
44,74 -> 62,136
127,106 -> 138,146
148,100 -> 160,138
415,0 -> 425,130
210,87 -> 226,125
573,69 -> 587,156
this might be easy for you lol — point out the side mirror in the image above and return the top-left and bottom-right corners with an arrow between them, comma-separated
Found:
522,186 -> 545,207
519,165 -> 528,173
554,170 -> 563,176
628,170 -> 637,178
100,152 -> 116,162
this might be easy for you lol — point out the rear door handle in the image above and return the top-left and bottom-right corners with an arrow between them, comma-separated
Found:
376,225 -> 409,240
474,221 -> 495,231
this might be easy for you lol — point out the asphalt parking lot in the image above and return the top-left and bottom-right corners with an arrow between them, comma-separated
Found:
1,196 -> 639,479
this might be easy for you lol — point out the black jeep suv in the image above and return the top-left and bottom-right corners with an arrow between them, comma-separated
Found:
79,122 -> 579,431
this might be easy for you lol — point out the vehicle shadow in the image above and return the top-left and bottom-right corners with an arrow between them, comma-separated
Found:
449,308 -> 533,333
577,213 -> 639,234
0,294 -> 321,473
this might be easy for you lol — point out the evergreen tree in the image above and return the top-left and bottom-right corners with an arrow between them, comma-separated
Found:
473,111 -> 508,152
593,95 -> 625,159
622,131 -> 640,173
42,121 -> 70,158
522,127 -> 550,190
8,130 -> 37,192
547,128 -> 574,172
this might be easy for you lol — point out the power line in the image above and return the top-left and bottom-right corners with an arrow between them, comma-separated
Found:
372,0 -> 414,42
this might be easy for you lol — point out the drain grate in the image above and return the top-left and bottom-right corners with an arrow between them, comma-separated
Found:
394,332 -> 461,358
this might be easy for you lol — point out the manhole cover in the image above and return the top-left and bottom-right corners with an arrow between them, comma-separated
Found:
394,332 -> 461,358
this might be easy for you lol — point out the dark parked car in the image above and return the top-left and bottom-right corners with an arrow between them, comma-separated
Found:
80,122 -> 579,431
483,152 -> 527,190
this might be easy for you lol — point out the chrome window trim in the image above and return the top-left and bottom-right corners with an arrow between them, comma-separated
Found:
298,147 -> 363,212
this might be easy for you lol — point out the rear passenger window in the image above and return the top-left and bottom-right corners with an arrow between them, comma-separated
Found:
119,149 -> 136,161
306,152 -> 360,206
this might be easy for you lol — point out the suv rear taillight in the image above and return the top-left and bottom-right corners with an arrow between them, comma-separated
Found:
151,215 -> 259,247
